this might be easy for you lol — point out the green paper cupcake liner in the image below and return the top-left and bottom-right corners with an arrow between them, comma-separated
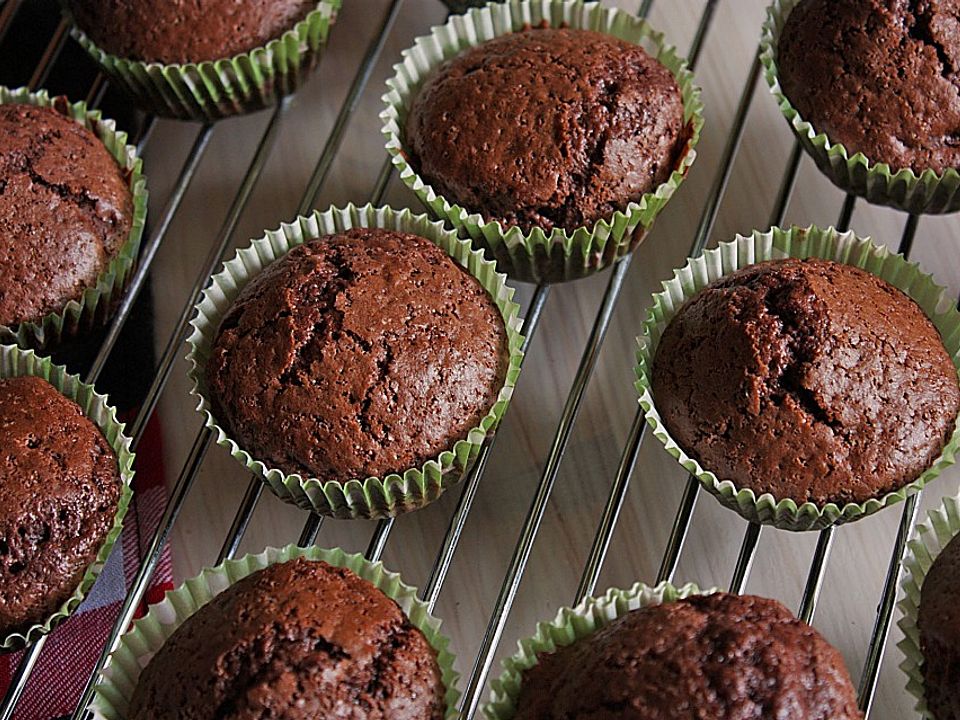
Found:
186,203 -> 525,520
0,344 -> 135,651
484,581 -> 706,720
761,0 -> 960,214
0,86 -> 148,351
90,544 -> 460,719
381,0 -> 704,284
635,226 -> 960,532
897,492 -> 960,718
64,1 -> 341,121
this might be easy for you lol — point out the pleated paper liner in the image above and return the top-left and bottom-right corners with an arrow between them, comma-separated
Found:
898,492 -> 960,719
90,545 -> 460,719
63,0 -> 341,121
381,0 -> 704,284
0,344 -> 134,651
635,226 -> 960,531
761,0 -> 960,214
0,86 -> 148,351
484,581 -> 706,720
186,204 -> 525,520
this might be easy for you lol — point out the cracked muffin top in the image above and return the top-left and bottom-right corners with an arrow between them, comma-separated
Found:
778,0 -> 960,174
0,103 -> 133,329
513,592 -> 863,720
919,531 -> 960,720
0,375 -> 121,638
651,258 -> 959,507
128,557 -> 446,719
405,27 -> 684,234
66,0 -> 317,64
205,228 -> 509,484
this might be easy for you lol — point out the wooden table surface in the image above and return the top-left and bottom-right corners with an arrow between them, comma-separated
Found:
134,1 -> 960,717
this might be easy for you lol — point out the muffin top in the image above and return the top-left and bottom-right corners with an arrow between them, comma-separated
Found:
128,557 -> 445,720
0,103 -> 133,329
778,0 -> 960,174
513,592 -> 863,720
66,0 -> 318,64
0,375 -> 121,637
919,531 -> 960,720
205,228 -> 508,484
651,258 -> 959,507
405,27 -> 684,234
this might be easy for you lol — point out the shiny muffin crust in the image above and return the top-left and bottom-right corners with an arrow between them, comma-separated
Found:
206,228 -> 509,484
0,375 -> 121,637
652,258 -> 959,507
779,0 -> 960,174
129,557 -> 445,720
406,27 -> 684,234
0,104 -> 133,329
65,0 -> 318,64
514,593 -> 863,720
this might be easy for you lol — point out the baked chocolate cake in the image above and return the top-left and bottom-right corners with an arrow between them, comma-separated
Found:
66,0 -> 318,64
405,27 -> 684,233
0,103 -> 133,329
514,592 -> 863,720
919,531 -> 960,720
778,0 -> 960,174
128,557 -> 445,719
205,228 -> 508,483
0,375 -> 121,637
651,258 -> 959,507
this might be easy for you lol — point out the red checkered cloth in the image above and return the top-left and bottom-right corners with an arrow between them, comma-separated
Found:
0,413 -> 173,720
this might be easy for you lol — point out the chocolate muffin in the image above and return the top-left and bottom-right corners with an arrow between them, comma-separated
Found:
0,375 -> 121,637
405,27 -> 684,234
65,0 -> 318,64
651,258 -> 959,507
205,228 -> 508,484
513,592 -> 862,720
778,0 -> 960,174
0,103 -> 133,329
128,557 -> 445,719
919,531 -> 960,720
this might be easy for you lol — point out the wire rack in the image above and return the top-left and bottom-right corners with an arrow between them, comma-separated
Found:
0,0 -> 942,717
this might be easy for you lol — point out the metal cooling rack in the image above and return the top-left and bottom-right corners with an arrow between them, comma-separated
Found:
0,0 -> 935,717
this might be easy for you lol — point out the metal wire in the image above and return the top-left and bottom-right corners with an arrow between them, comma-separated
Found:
798,527 -> 834,622
70,430 -> 213,719
575,0 -> 722,604
852,212 -> 925,717
130,100 -> 292,445
858,493 -> 921,715
837,193 -> 857,232
421,284 -> 550,612
27,17 -> 67,90
0,2 -> 939,717
85,126 -> 215,384
792,209 -> 921,633
457,2 -> 737,706
221,0 -> 411,563
66,97 -> 293,720
217,478 -> 264,564
298,513 -> 324,548
0,25 -> 119,718
729,523 -> 762,594
769,140 -> 803,228
658,46 -> 766,588
296,0 -> 405,216
0,0 -> 24,46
